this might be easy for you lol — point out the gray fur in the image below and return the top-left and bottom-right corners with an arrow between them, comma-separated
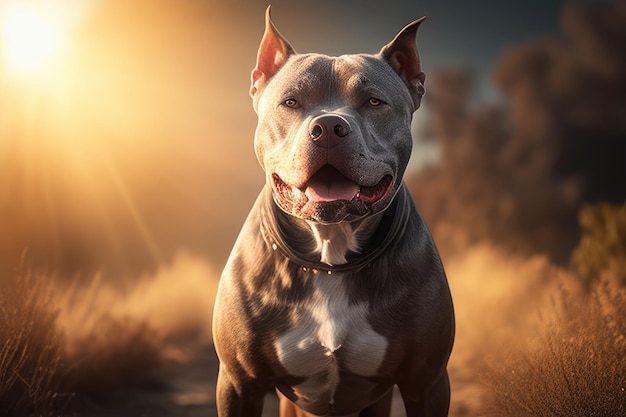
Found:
213,7 -> 454,417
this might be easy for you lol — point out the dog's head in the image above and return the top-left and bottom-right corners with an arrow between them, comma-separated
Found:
251,7 -> 425,224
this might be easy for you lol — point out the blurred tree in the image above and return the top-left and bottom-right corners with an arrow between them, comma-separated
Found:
571,202 -> 626,288
409,1 -> 626,264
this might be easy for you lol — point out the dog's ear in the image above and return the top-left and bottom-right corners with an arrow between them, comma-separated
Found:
250,6 -> 296,99
379,17 -> 426,110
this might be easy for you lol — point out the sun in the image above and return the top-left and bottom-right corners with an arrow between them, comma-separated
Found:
1,3 -> 64,76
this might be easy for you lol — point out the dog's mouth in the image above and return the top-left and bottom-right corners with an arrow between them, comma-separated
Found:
272,165 -> 393,222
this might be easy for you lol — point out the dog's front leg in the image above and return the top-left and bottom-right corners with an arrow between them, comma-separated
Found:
399,371 -> 450,417
216,366 -> 266,417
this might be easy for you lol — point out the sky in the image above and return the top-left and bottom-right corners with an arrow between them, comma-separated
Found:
0,0 -> 610,280
262,0 -> 574,101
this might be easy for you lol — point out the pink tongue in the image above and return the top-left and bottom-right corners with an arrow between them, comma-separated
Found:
304,166 -> 359,202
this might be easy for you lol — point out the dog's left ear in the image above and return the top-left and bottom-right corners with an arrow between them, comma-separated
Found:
379,17 -> 426,110
250,6 -> 296,100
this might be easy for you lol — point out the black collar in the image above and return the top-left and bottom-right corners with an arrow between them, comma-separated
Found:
260,184 -> 411,274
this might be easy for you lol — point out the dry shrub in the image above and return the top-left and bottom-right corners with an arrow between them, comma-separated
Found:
57,251 -> 217,345
49,275 -> 163,397
0,251 -> 216,415
0,270 -> 66,416
55,251 -> 218,395
444,244 -> 574,416
483,280 -> 626,416
62,316 -> 162,394
571,202 -> 626,288
119,251 -> 218,344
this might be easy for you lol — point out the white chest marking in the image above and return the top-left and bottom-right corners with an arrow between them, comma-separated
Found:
274,274 -> 388,404
306,221 -> 360,265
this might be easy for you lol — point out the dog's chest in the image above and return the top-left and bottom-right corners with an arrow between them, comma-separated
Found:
274,273 -> 388,402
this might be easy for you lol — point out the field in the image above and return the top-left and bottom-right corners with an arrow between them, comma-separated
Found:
1,1 -> 625,416
1,237 -> 625,416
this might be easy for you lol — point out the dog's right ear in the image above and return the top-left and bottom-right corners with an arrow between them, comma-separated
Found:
250,6 -> 296,99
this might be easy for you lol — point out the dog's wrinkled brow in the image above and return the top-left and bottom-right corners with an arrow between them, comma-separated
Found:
349,74 -> 369,88
289,72 -> 324,94
273,55 -> 333,94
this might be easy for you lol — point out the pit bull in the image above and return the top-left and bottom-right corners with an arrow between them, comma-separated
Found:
213,7 -> 455,417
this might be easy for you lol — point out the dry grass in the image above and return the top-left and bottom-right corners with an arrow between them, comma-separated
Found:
54,275 -> 165,397
0,269 -> 67,417
444,244 -> 572,416
3,243 -> 623,417
56,251 -> 217,398
483,280 -> 626,417
0,267 -> 163,415
62,316 -> 163,395
0,251 -> 218,415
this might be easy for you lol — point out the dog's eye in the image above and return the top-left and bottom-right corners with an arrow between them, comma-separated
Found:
368,97 -> 383,107
283,98 -> 299,108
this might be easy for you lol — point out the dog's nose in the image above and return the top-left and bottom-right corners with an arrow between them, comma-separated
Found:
309,114 -> 351,148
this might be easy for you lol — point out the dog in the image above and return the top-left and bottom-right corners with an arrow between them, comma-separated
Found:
213,7 -> 454,417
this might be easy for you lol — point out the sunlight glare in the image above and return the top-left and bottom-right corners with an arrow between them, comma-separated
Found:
1,3 -> 64,75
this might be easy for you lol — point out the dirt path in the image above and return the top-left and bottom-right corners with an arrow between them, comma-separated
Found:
67,344 -> 413,416
66,344 -> 274,417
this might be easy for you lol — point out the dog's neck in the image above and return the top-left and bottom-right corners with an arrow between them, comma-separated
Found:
305,219 -> 379,266
261,185 -> 410,271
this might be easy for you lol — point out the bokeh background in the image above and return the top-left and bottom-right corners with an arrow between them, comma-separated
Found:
4,0 -> 611,280
1,0 -> 624,416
